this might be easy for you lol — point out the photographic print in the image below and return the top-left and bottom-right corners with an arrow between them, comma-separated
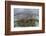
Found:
14,8 -> 39,27
5,1 -> 45,35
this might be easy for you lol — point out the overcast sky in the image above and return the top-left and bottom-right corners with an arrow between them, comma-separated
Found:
14,8 -> 39,16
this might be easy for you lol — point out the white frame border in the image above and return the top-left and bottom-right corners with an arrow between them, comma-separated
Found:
11,5 -> 42,31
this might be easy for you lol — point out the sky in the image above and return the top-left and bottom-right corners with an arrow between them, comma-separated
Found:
14,8 -> 39,16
